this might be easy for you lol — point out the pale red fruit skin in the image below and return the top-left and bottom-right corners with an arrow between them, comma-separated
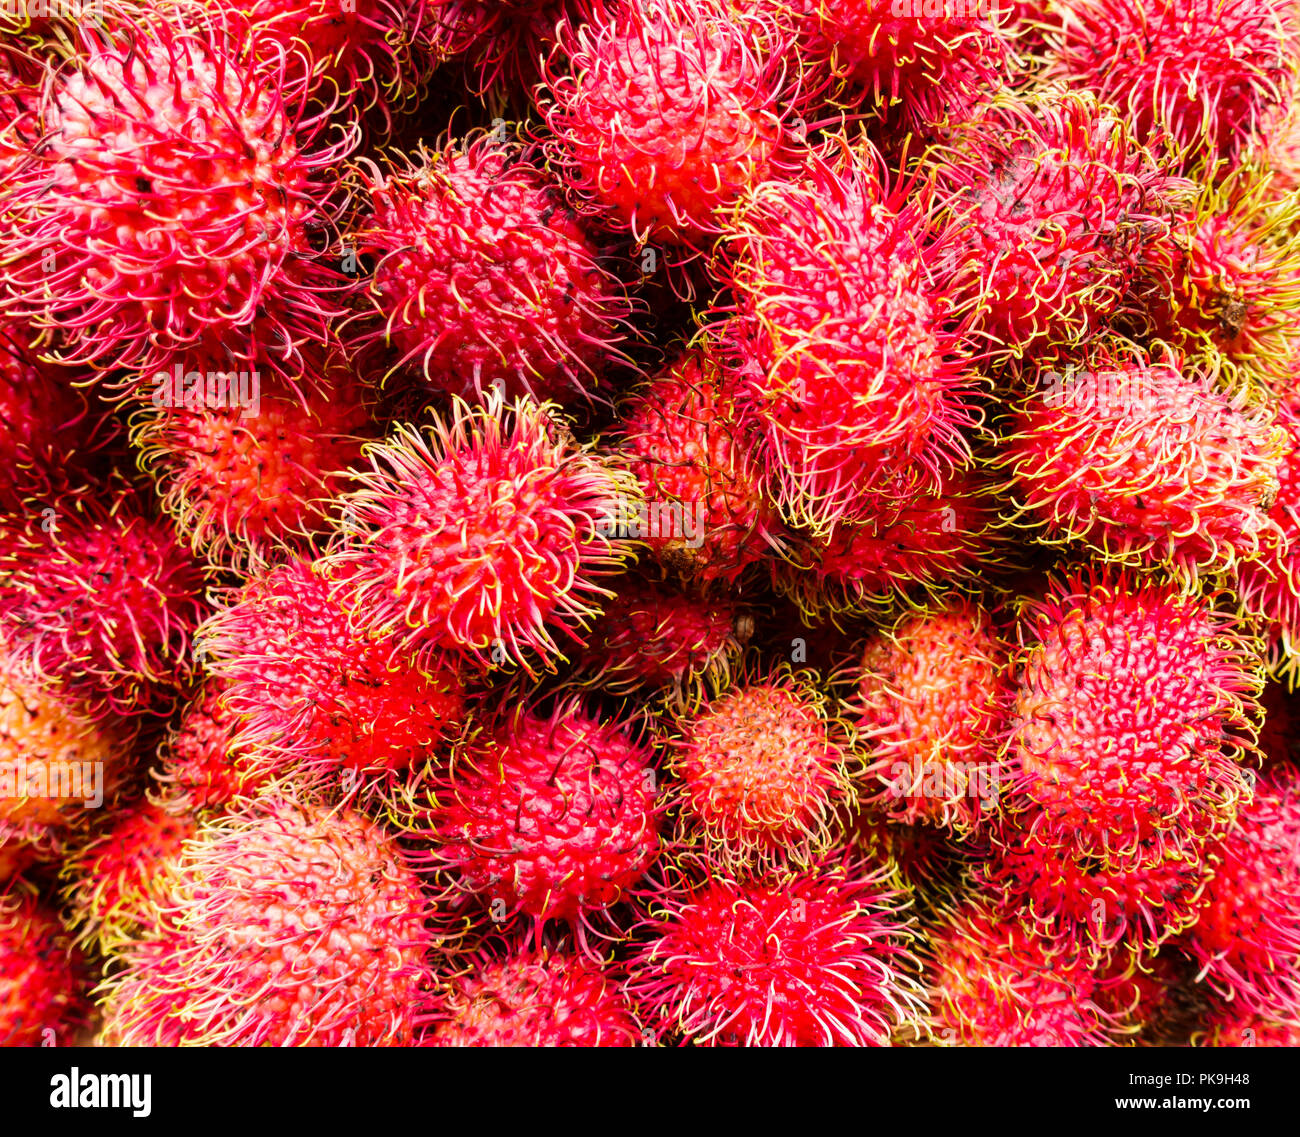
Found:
352,133 -> 631,402
427,703 -> 661,940
926,897 -> 1115,1046
619,347 -> 779,583
151,680 -> 266,811
196,557 -> 466,781
131,355 -> 373,568
61,798 -> 198,952
324,395 -> 641,675
852,597 -> 1010,834
96,795 -> 441,1046
670,667 -> 854,870
540,0 -> 798,247
720,151 -> 978,535
630,858 -> 923,1046
0,487 -> 207,717
572,577 -> 747,704
0,885 -> 89,1046
0,19 -> 355,380
928,90 -> 1177,352
1193,1007 -> 1300,1045
1003,342 -> 1285,574
1043,0 -> 1300,167
1181,762 -> 1300,1018
424,946 -> 641,1046
794,0 -> 1021,128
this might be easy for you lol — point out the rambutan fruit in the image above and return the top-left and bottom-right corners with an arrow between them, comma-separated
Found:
617,345 -> 781,582
666,665 -> 855,871
1003,569 -> 1262,858
350,130 -> 633,403
151,680 -> 265,811
630,857 -> 923,1046
1,644 -> 133,860
96,792 -> 442,1046
426,0 -> 589,96
849,595 -> 1011,835
195,555 -> 467,787
324,394 -> 641,675
720,151 -> 978,534
980,820 -> 1223,958
1181,761 -> 1300,1018
927,88 -> 1178,354
131,349 -> 373,570
0,485 -> 206,717
1093,949 -> 1189,1040
1193,1005 -> 1300,1044
0,18 -> 357,380
423,943 -> 641,1046
771,464 -> 1001,623
792,0 -> 1022,129
570,576 -> 750,708
1142,168 -> 1300,390
0,319 -> 117,509
61,797 -> 198,953
0,882 -> 89,1046
924,895 -> 1116,1046
1043,0 -> 1300,167
848,810 -> 966,898
539,0 -> 800,248
418,700 -> 661,946
1001,341 -> 1286,575
1236,389 -> 1300,678
182,0 -> 434,120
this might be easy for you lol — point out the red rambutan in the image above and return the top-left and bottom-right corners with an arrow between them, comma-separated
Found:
0,882 -> 89,1046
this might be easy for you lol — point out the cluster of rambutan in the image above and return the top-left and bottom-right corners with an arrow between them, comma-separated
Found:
2,0 -> 1300,1050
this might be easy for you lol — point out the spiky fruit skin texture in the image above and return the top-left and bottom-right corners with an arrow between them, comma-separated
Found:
1003,342 -> 1285,575
152,680 -> 265,810
631,859 -> 922,1046
1181,762 -> 1300,1018
426,704 -> 660,940
722,153 -> 976,535
772,465 -> 999,622
799,0 -> 1020,128
1006,571 -> 1262,852
926,898 -> 1115,1046
851,597 -> 1010,834
669,667 -> 854,870
929,89 -> 1175,353
573,578 -> 747,706
186,0 -> 432,117
0,321 -> 115,510
326,395 -> 641,675
1044,0 -> 1300,166
1236,390 -> 1300,674
1193,1007 -> 1300,1044
62,798 -> 198,953
429,0 -> 586,95
0,884 -> 88,1046
984,570 -> 1262,958
425,945 -> 641,1046
196,556 -> 466,782
352,134 -> 630,402
619,347 -> 779,583
97,795 -> 439,1046
0,20 -> 355,379
1143,172 -> 1300,391
541,0 -> 797,247
0,644 -> 130,859
0,488 -> 206,717
131,354 -> 372,569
